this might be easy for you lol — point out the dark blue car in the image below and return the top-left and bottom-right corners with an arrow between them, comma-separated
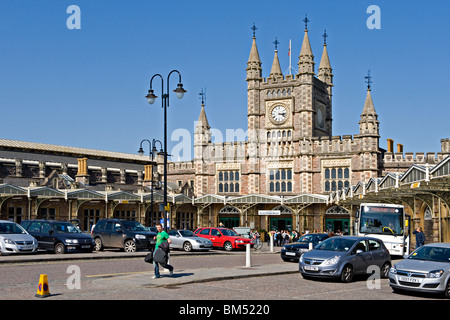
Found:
281,233 -> 329,262
21,220 -> 94,254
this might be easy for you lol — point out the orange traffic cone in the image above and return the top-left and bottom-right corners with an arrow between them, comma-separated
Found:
35,274 -> 51,298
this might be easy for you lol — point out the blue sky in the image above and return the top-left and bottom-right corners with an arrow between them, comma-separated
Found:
0,0 -> 448,160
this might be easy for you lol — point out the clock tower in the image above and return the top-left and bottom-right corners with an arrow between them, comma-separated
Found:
246,22 -> 333,152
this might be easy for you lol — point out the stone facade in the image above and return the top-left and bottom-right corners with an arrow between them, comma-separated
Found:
0,25 -> 448,240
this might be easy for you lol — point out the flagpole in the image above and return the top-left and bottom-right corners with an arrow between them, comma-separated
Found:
289,39 -> 292,75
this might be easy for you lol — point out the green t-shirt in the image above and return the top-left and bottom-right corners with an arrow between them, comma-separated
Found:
155,231 -> 169,250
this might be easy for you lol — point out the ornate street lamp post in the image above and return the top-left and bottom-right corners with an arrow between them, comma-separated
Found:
145,70 -> 186,231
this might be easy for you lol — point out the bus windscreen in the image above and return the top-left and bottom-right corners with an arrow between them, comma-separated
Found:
359,206 -> 404,236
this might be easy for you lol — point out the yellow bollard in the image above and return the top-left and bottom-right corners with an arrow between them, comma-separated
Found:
35,274 -> 51,298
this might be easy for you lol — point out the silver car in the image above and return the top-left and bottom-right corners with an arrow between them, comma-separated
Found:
0,220 -> 38,255
389,243 -> 450,298
299,236 -> 391,282
169,229 -> 213,252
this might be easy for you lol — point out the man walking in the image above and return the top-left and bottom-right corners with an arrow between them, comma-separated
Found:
153,223 -> 174,279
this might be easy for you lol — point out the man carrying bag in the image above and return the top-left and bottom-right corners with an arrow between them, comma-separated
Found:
152,223 -> 174,279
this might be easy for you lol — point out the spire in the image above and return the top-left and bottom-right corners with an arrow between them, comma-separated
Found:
318,30 -> 333,85
361,88 -> 377,115
362,70 -> 376,115
270,37 -> 282,77
246,24 -> 262,81
248,36 -> 261,63
359,72 -> 379,137
298,15 -> 315,75
196,89 -> 210,130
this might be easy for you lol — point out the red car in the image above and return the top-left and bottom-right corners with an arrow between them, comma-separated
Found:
194,227 -> 253,251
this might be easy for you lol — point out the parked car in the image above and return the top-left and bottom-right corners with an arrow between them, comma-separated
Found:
21,219 -> 94,254
169,229 -> 213,252
194,227 -> 253,251
389,243 -> 450,298
92,218 -> 156,252
281,233 -> 329,262
299,236 -> 391,282
0,220 -> 38,255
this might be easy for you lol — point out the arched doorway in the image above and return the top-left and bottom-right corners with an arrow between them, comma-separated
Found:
269,205 -> 292,231
325,205 -> 350,234
218,205 -> 240,228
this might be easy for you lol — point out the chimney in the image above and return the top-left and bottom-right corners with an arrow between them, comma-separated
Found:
397,143 -> 403,153
387,139 -> 394,153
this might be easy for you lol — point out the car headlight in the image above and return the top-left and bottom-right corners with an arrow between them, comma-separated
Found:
235,240 -> 244,243
299,255 -> 304,263
65,239 -> 79,244
3,238 -> 15,245
282,246 -> 287,251
427,269 -> 444,278
135,234 -> 146,240
323,256 -> 340,266
389,266 -> 397,275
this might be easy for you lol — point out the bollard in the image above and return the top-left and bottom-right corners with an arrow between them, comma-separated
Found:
270,233 -> 274,252
309,242 -> 313,251
246,243 -> 251,267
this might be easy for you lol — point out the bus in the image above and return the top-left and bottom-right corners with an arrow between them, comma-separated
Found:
354,203 -> 410,256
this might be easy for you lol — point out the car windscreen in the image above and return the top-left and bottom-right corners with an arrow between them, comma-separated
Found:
122,221 -> 147,231
221,229 -> 239,236
297,234 -> 326,244
0,222 -> 27,234
179,230 -> 195,237
408,246 -> 450,263
52,222 -> 81,233
314,238 -> 357,252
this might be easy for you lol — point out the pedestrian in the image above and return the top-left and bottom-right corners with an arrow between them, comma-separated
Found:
413,226 -> 426,249
219,222 -> 225,228
152,223 -> 174,279
275,230 -> 281,246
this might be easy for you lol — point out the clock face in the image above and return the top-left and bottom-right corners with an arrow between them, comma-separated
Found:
271,105 -> 287,123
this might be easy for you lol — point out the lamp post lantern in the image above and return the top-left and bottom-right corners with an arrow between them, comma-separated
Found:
145,70 -> 186,231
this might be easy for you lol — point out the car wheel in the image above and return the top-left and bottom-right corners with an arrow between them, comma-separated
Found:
54,242 -> 65,254
340,264 -> 354,283
224,241 -> 233,252
380,262 -> 391,278
124,239 -> 137,253
183,242 -> 193,252
94,238 -> 103,251
444,279 -> 450,299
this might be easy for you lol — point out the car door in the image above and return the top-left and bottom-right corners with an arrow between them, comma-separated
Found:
368,239 -> 385,267
210,228 -> 223,247
109,222 -> 124,248
197,228 -> 211,241
169,230 -> 181,249
102,221 -> 114,247
40,222 -> 56,250
26,222 -> 44,249
353,240 -> 372,274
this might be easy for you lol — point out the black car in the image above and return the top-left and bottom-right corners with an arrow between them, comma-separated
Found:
92,219 -> 156,252
21,220 -> 95,254
281,233 -> 329,262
